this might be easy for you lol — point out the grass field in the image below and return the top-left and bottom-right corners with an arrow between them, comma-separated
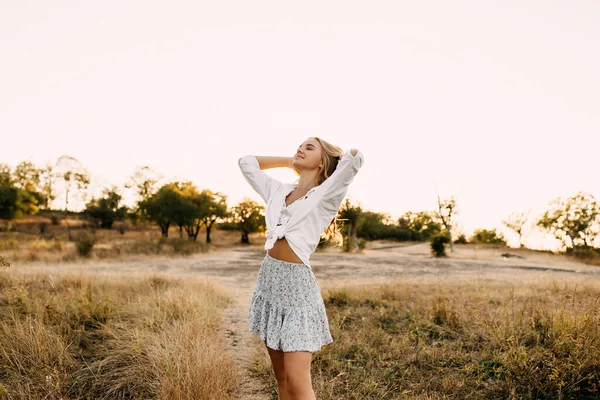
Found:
2,222 -> 600,399
251,276 -> 600,399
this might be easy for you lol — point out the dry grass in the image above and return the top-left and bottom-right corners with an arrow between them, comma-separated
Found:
0,223 -> 259,264
251,275 -> 600,399
0,269 -> 238,399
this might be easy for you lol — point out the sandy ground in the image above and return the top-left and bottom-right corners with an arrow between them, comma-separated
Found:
10,241 -> 600,399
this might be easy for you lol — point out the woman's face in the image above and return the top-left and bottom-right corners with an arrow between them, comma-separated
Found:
292,138 -> 323,171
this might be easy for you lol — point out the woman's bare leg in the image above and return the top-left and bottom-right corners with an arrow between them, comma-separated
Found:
265,341 -> 290,400
283,350 -> 316,400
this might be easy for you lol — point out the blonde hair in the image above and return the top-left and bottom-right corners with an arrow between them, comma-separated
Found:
293,137 -> 345,246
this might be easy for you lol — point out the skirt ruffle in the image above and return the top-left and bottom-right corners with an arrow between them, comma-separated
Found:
248,254 -> 334,352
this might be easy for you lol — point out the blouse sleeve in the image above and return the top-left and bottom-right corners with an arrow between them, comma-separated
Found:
316,148 -> 364,209
238,155 -> 284,204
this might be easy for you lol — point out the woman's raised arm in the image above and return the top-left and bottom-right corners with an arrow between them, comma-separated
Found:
315,148 -> 364,209
254,156 -> 294,170
238,155 -> 292,204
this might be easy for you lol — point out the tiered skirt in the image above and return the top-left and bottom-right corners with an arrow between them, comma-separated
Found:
248,253 -> 334,352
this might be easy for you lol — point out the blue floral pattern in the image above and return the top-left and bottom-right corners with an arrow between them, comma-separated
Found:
248,253 -> 334,352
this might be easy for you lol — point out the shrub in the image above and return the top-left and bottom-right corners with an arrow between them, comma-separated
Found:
76,233 -> 96,257
469,228 -> 506,245
430,232 -> 451,257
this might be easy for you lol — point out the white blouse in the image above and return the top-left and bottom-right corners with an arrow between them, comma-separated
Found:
238,148 -> 364,269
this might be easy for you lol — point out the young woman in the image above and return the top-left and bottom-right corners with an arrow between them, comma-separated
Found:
238,137 -> 364,400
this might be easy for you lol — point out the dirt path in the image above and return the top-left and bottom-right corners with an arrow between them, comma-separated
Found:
214,282 -> 271,400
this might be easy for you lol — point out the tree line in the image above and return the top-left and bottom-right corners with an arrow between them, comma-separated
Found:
1,157 -> 599,257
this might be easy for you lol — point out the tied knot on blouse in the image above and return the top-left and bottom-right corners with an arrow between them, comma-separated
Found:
264,188 -> 315,249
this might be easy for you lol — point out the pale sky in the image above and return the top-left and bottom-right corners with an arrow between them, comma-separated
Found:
1,1 -> 599,250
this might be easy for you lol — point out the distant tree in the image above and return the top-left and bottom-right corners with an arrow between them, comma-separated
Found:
230,198 -> 265,244
454,233 -> 468,244
13,161 -> 41,192
125,166 -> 162,204
139,183 -> 197,238
85,186 -> 128,229
537,192 -> 600,251
0,183 -> 19,229
12,161 -> 45,215
171,185 -> 196,239
469,228 -> 507,245
178,182 -> 208,241
502,211 -> 530,248
357,211 -> 389,240
436,195 -> 458,253
398,211 -> 442,240
0,165 -> 17,228
56,156 -> 91,211
39,162 -> 58,209
339,198 -> 364,252
199,190 -> 229,243
0,164 -> 41,225
15,189 -> 42,216
0,164 -> 11,185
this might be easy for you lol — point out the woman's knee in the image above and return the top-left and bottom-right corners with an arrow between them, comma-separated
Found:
265,342 -> 287,383
283,351 -> 313,395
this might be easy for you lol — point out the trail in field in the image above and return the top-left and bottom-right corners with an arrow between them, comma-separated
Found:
213,280 -> 272,400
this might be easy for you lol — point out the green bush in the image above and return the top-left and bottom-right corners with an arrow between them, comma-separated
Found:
469,228 -> 506,245
76,233 -> 96,257
430,232 -> 451,257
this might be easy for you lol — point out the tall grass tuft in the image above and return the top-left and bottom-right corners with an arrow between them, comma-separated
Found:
0,270 -> 238,399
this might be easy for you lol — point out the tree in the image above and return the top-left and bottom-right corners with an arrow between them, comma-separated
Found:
339,198 -> 364,252
398,211 -> 442,240
0,164 -> 11,185
13,161 -> 41,192
230,199 -> 265,244
39,162 -> 58,210
125,166 -> 162,204
0,164 -> 42,227
436,195 -> 458,253
85,186 -> 128,229
357,211 -> 390,240
139,183 -> 197,238
178,182 -> 208,241
0,184 -> 19,229
537,192 -> 600,251
15,188 -> 43,216
502,211 -> 530,248
56,155 -> 91,211
199,190 -> 229,244
12,161 -> 45,215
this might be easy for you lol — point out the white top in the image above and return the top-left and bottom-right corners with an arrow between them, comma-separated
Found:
238,148 -> 364,269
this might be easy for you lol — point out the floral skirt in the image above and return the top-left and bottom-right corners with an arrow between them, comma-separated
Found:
248,253 -> 334,352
